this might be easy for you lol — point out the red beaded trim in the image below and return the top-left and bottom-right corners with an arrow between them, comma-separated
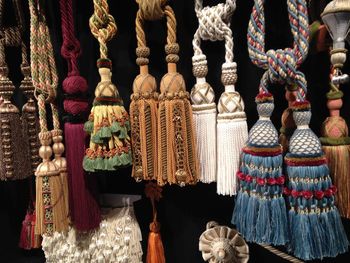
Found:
283,185 -> 337,200
237,171 -> 285,186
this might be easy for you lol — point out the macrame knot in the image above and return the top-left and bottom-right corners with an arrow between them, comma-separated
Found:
265,49 -> 307,91
137,0 -> 167,21
195,1 -> 236,42
165,43 -> 179,63
192,55 -> 208,78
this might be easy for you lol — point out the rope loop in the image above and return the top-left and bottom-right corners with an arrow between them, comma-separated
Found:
137,0 -> 167,21
248,0 -> 309,100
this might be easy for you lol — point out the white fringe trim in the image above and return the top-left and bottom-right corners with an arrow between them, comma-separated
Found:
216,118 -> 248,196
193,105 -> 217,183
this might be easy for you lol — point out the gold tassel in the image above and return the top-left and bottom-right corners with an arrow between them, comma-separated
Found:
158,61 -> 199,186
130,58 -> 158,181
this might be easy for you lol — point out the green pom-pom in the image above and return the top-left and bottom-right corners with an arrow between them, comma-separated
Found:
83,156 -> 95,172
84,121 -> 94,134
95,157 -> 105,170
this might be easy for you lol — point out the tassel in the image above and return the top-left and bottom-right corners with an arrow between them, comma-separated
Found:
285,101 -> 349,260
19,203 -> 41,250
157,42 -> 199,186
84,62 -> 132,172
191,55 -> 217,183
217,63 -> 248,196
145,182 -> 165,263
84,0 -> 132,172
232,92 -> 288,246
130,45 -> 158,181
0,53 -> 31,181
320,89 -> 350,219
60,0 -> 101,231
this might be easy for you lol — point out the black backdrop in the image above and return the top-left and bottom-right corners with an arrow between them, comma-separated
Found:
0,0 -> 350,262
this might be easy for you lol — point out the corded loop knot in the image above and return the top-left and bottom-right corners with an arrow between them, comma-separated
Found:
265,48 -> 307,94
196,2 -> 235,42
137,0 -> 167,21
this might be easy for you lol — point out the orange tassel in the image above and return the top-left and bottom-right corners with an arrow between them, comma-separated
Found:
145,182 -> 166,263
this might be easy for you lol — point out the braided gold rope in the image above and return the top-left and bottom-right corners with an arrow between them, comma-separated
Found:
260,244 -> 304,263
89,0 -> 117,59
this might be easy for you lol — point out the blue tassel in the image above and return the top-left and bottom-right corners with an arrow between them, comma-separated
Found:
255,197 -> 271,243
271,196 -> 288,245
292,213 -> 313,260
244,193 -> 259,242
232,191 -> 249,232
326,208 -> 349,257
308,210 -> 324,259
288,208 -> 296,252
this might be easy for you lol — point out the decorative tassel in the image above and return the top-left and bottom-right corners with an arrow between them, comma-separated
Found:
157,5 -> 199,186
130,7 -> 158,181
145,182 -> 166,263
320,88 -> 350,218
84,0 -> 132,172
29,0 -> 69,235
285,101 -> 349,260
217,63 -> 248,196
19,202 -> 41,250
60,0 -> 101,231
232,92 -> 288,246
0,12 -> 31,181
191,56 -> 217,184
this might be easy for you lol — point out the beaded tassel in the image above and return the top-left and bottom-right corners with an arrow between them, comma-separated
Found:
130,5 -> 158,182
83,0 -> 132,172
157,3 -> 199,186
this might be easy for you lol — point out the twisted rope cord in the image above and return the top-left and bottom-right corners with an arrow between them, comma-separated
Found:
193,0 -> 236,63
29,0 -> 59,133
89,0 -> 117,59
247,0 -> 309,101
60,0 -> 81,76
260,244 -> 304,263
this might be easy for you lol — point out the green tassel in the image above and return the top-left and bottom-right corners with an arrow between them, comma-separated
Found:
119,152 -> 132,166
111,121 -> 122,133
91,134 -> 104,144
83,156 -> 95,172
96,126 -> 112,139
84,121 -> 94,134
118,127 -> 128,139
95,157 -> 105,170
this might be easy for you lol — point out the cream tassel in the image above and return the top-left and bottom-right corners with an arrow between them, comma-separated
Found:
191,55 -> 217,183
217,63 -> 248,196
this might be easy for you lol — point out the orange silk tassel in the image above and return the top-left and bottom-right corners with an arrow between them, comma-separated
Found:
145,182 -> 166,263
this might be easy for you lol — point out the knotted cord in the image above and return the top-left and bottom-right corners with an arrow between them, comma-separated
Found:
247,0 -> 309,100
89,0 -> 117,60
193,0 -> 235,63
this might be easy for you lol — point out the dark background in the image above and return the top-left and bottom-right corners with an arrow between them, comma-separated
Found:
0,0 -> 350,262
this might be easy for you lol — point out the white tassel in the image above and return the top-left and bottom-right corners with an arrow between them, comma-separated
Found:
217,117 -> 248,196
192,104 -> 217,183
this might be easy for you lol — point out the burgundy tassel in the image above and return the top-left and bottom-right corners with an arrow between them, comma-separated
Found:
60,0 -> 101,231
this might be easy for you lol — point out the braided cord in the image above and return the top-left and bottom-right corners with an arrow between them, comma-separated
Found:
89,0 -> 117,59
29,0 -> 59,132
247,0 -> 309,100
193,0 -> 236,63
